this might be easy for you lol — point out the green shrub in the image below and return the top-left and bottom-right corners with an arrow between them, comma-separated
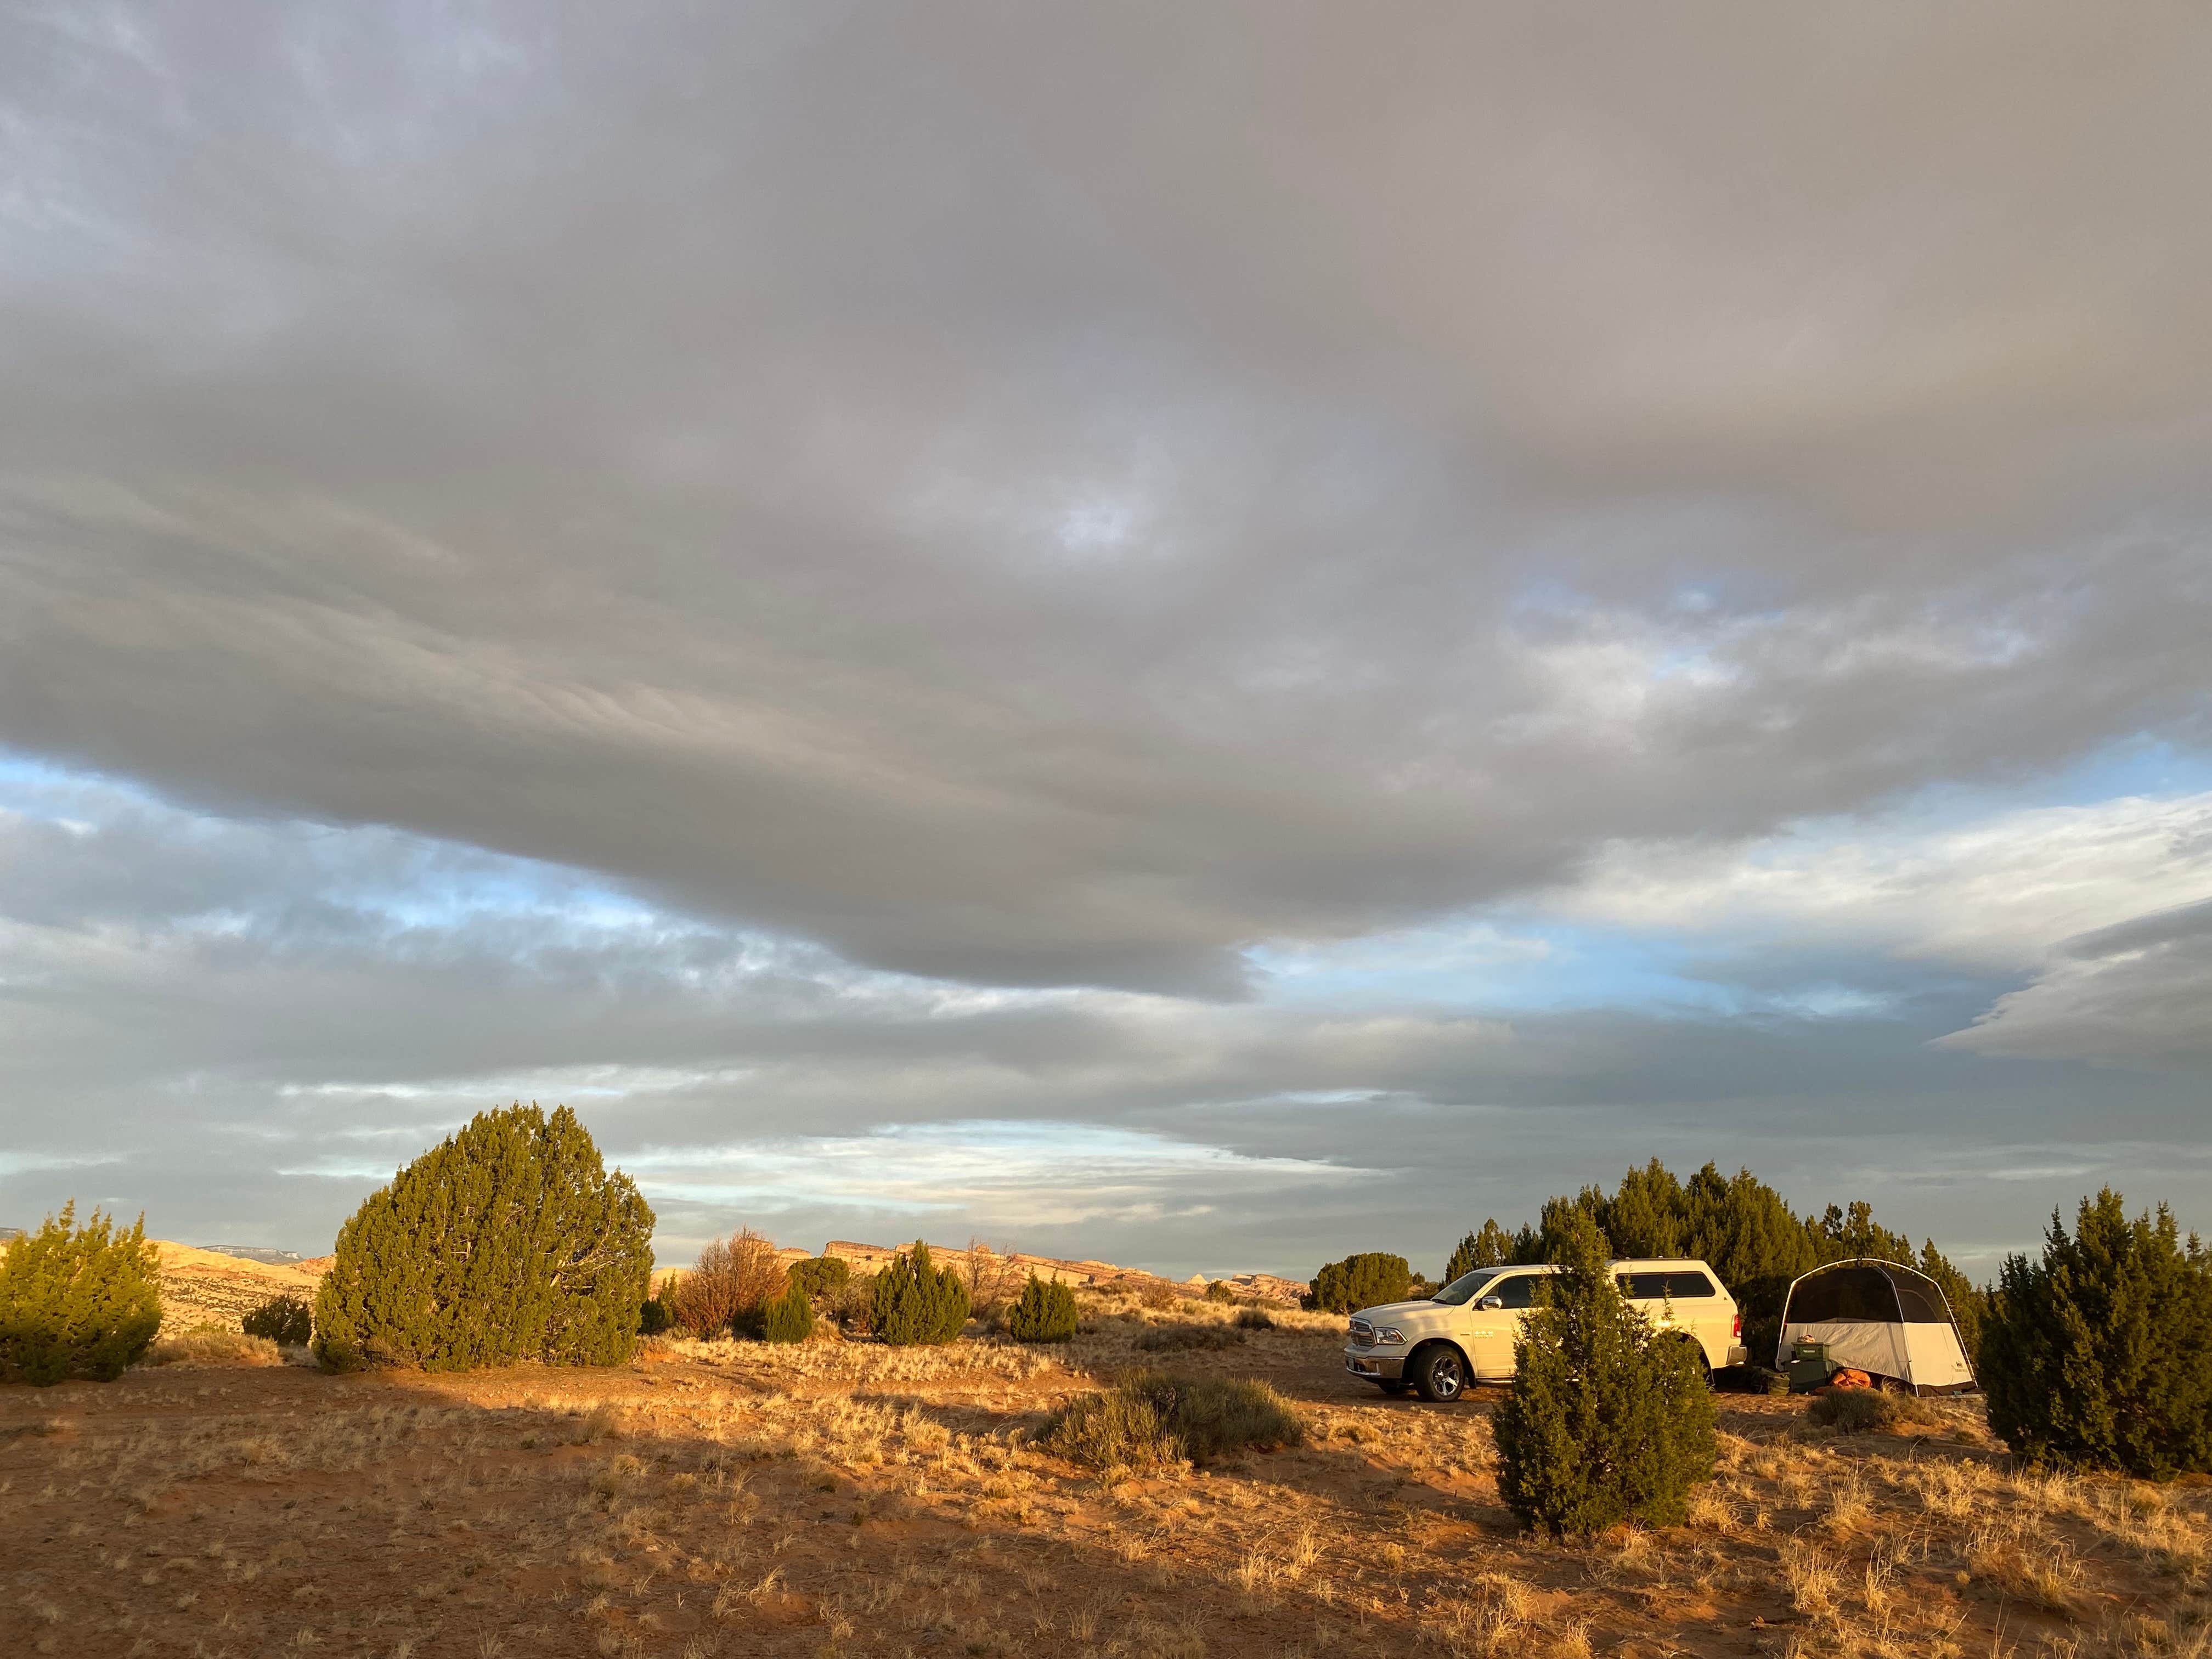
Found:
1310,1252 -> 1412,1314
0,1202 -> 163,1385
1204,1279 -> 1234,1304
312,1104 -> 654,1373
1493,1209 -> 1716,1535
1233,1306 -> 1274,1331
871,1242 -> 970,1346
1043,1370 -> 1304,1474
1980,1189 -> 2212,1479
241,1294 -> 313,1347
638,1284 -> 678,1336
788,1255 -> 851,1302
1006,1274 -> 1078,1342
761,1278 -> 814,1344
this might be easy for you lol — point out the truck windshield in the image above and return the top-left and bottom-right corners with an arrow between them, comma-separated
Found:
1430,1269 -> 1503,1306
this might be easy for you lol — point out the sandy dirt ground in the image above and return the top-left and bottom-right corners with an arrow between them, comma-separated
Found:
3,1295 -> 2207,1658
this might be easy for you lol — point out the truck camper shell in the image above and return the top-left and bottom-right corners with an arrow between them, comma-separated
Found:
1776,1257 -> 1976,1394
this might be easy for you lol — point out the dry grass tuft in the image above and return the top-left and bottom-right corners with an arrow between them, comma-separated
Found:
141,1325 -> 284,1368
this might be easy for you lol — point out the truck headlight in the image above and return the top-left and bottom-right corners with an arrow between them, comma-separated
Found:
1376,1327 -> 1405,1345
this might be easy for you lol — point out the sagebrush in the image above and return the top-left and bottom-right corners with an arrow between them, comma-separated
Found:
1043,1371 -> 1304,1474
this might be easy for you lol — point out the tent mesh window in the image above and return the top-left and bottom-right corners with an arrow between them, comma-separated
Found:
1786,1262 -> 1953,1324
1787,1264 -> 1901,1323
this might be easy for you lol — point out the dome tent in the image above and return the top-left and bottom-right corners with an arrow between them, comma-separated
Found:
1778,1258 -> 1976,1394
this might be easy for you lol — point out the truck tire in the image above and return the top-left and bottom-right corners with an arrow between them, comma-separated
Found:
1408,1342 -> 1468,1403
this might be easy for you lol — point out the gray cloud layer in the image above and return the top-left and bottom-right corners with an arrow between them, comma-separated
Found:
3,4 -> 2210,1269
7,4 -> 2210,994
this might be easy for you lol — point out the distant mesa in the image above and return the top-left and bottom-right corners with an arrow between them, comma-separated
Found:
0,1226 -> 21,1243
196,1244 -> 306,1265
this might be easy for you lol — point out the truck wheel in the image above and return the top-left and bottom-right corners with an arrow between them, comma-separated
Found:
1409,1344 -> 1467,1403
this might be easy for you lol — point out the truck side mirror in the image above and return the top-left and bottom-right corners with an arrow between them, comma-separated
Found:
1478,1295 -> 1504,1311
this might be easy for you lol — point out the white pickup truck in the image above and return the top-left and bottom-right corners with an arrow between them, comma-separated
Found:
1342,1257 -> 1750,1402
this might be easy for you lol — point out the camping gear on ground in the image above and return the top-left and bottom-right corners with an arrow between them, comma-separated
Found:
1827,1368 -> 1874,1390
1777,1259 -> 1977,1395
1786,1338 -> 1836,1393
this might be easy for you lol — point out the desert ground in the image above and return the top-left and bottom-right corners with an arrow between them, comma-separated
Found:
4,1290 -> 2207,1659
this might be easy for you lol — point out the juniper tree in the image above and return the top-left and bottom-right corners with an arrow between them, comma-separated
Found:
1007,1273 -> 1079,1342
1309,1252 -> 1412,1313
1493,1208 -> 1716,1534
1444,1221 -> 1516,1285
872,1241 -> 970,1345
0,1201 -> 163,1385
787,1255 -> 851,1302
312,1103 -> 653,1372
1981,1189 -> 2212,1479
761,1278 -> 814,1344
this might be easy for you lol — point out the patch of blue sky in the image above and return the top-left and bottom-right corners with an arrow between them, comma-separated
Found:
1250,917 -> 1747,1017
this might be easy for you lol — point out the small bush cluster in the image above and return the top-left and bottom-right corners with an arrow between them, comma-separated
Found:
1309,1252 -> 1411,1314
0,1202 -> 163,1385
1980,1189 -> 2212,1478
872,1242 -> 970,1345
1232,1306 -> 1275,1331
313,1104 -> 653,1373
242,1293 -> 313,1347
1006,1274 -> 1078,1343
1493,1210 -> 1716,1534
1204,1279 -> 1234,1303
1042,1370 -> 1304,1475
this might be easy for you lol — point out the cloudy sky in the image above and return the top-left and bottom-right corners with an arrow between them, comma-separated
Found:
4,3 -> 2209,1278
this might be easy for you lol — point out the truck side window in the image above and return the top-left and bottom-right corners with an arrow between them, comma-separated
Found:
1664,1272 -> 1717,1299
1490,1273 -> 1541,1309
1617,1272 -> 1672,1300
